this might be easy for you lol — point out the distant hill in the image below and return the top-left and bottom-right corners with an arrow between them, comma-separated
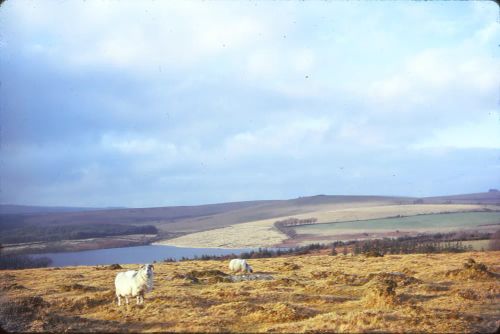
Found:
0,195 -> 409,234
1,192 -> 498,239
0,205 -> 122,215
422,191 -> 500,205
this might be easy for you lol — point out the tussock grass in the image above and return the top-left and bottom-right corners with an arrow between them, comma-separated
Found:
0,251 -> 499,332
444,258 -> 497,281
364,282 -> 398,309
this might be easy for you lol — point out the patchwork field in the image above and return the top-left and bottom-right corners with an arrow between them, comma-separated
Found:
1,251 -> 499,333
294,212 -> 500,235
158,204 -> 496,248
3,193 -> 499,254
459,239 -> 493,251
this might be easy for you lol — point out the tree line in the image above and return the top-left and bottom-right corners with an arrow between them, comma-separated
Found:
163,230 -> 498,263
0,244 -> 52,269
0,223 -> 158,244
274,217 -> 318,238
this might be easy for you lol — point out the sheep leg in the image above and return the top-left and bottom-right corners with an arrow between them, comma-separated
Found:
125,296 -> 129,305
117,295 -> 121,306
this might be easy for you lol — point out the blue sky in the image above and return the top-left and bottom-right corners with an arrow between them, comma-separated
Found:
0,1 -> 499,207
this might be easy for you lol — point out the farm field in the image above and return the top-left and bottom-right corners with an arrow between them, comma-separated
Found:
283,204 -> 495,225
159,204 -> 496,248
451,239 -> 492,251
0,251 -> 499,332
294,212 -> 500,235
2,195 -> 499,254
1,196 -> 408,254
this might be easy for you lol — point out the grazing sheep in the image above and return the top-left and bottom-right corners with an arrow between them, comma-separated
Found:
229,259 -> 253,274
115,264 -> 154,306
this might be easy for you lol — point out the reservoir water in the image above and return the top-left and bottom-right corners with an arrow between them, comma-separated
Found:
32,245 -> 254,267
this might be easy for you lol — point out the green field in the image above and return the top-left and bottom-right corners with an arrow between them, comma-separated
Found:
294,211 -> 500,235
455,239 -> 491,251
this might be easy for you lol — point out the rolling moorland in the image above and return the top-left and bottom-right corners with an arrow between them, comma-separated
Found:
1,192 -> 499,254
160,204 -> 498,249
0,192 -> 499,332
0,251 -> 498,332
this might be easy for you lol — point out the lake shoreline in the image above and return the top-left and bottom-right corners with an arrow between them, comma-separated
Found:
3,234 -> 285,257
4,210 -> 499,255
29,244 -> 256,267
2,234 -> 159,256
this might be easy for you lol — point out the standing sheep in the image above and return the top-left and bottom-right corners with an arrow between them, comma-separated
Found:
115,264 -> 154,306
229,259 -> 253,274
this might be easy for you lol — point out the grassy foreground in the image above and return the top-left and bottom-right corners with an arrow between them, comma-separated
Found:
1,252 -> 499,333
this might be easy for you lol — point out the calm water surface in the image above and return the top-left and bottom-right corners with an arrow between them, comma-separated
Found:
32,245 -> 254,267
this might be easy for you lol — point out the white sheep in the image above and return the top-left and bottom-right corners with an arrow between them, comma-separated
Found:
115,264 -> 154,306
229,259 -> 253,274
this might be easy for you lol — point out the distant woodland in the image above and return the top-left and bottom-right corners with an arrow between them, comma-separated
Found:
0,215 -> 157,244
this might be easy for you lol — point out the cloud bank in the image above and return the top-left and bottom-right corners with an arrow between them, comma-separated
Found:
0,1 -> 499,207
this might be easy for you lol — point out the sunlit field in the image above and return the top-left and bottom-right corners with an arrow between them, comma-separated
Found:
294,211 -> 500,235
1,251 -> 499,332
159,204 -> 493,248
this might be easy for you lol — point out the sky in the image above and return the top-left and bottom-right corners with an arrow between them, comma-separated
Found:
0,1 -> 499,207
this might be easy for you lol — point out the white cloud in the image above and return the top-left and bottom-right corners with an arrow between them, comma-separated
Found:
246,48 -> 280,79
475,22 -> 500,45
291,48 -> 316,73
366,42 -> 499,117
412,111 -> 500,150
5,1 -> 278,73
337,121 -> 390,148
197,16 -> 265,52
224,118 -> 331,158
2,1 -> 500,206
100,133 -> 177,155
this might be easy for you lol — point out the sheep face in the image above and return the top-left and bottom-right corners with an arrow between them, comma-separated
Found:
141,264 -> 154,276
246,264 -> 253,273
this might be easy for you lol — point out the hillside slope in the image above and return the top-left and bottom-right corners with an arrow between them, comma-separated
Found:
1,251 -> 498,332
2,192 -> 498,253
423,191 -> 500,204
2,192 -> 498,233
158,203 -> 496,248
0,195 -> 410,235
0,205 -> 112,215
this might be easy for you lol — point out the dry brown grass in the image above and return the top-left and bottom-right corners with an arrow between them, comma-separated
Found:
0,251 -> 499,333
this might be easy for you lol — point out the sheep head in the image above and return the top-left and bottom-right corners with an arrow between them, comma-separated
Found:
140,264 -> 154,276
